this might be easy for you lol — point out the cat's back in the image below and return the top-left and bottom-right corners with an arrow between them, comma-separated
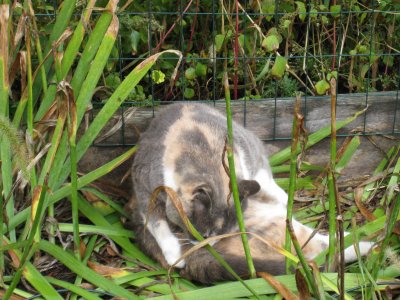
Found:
131,104 -> 228,190
132,103 -> 268,203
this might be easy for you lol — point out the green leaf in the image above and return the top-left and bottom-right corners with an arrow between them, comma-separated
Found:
356,44 -> 368,54
283,19 -> 291,29
262,35 -> 280,53
295,1 -> 307,22
310,8 -> 318,19
38,241 -> 138,299
129,30 -> 141,54
360,64 -> 370,79
195,62 -> 207,78
184,87 -> 195,99
330,5 -> 341,18
360,12 -> 367,24
326,71 -> 337,81
151,70 -> 166,84
271,56 -> 287,79
349,49 -> 357,56
262,1 -> 275,21
383,55 -> 394,67
315,79 -> 330,95
152,273 -> 383,299
321,16 -> 329,25
185,67 -> 196,80
105,73 -> 121,89
215,34 -> 225,53
46,277 -> 102,300
269,108 -> 367,166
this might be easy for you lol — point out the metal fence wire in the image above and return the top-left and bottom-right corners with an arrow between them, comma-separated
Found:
43,1 -> 400,144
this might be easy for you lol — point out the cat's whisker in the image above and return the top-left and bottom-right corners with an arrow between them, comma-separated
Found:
180,242 -> 192,246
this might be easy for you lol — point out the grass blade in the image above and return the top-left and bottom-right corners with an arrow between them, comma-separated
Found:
269,107 -> 367,166
38,240 -> 139,299
32,0 -> 77,104
223,71 -> 256,279
0,5 -> 16,249
7,146 -> 137,237
58,223 -> 134,237
54,50 -> 182,190
45,277 -> 103,300
327,78 -> 338,271
78,195 -> 154,265
35,0 -> 117,121
3,185 -> 48,299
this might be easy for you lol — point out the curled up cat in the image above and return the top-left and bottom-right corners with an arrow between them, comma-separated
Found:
127,103 -> 373,284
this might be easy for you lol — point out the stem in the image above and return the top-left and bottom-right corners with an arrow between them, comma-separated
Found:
233,0 -> 239,100
25,20 -> 37,188
70,138 -> 80,260
223,72 -> 256,279
3,185 -> 48,300
25,0 -> 48,93
285,94 -> 302,273
286,219 -> 320,297
0,3 -> 10,276
327,77 -> 337,271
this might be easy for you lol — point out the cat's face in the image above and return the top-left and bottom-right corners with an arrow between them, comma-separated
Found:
165,179 -> 261,241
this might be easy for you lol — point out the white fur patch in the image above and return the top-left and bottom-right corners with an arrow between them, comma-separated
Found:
147,219 -> 185,268
254,169 -> 288,204
163,168 -> 178,191
246,201 -> 286,219
237,149 -> 250,179
343,241 -> 374,263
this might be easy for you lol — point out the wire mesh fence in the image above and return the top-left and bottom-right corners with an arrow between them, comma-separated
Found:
37,1 -> 400,144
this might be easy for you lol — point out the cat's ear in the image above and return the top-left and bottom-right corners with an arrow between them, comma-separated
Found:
237,180 -> 260,199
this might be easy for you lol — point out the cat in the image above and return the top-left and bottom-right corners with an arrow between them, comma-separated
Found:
129,103 -> 268,268
128,103 -> 372,283
180,192 -> 373,283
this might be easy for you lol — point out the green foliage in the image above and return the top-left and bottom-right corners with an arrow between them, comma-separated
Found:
0,1 -> 399,299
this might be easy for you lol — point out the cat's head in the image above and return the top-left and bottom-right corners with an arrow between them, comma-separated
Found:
165,179 -> 261,240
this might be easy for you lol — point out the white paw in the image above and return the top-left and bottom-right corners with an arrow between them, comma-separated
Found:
164,249 -> 186,268
146,219 -> 186,268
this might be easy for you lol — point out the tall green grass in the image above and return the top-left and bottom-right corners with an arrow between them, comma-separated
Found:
0,2 -> 399,300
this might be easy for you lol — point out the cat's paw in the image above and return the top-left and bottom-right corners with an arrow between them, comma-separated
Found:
164,249 -> 185,268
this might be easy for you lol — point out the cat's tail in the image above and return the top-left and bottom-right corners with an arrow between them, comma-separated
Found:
312,231 -> 374,263
180,247 -> 286,284
343,241 -> 375,262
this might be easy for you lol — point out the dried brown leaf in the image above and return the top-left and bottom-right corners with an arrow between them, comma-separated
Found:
257,271 -> 299,300
0,290 -> 26,300
31,185 -> 43,222
96,107 -> 138,143
0,4 -> 10,86
354,188 -> 376,221
295,269 -> 311,300
87,261 -> 128,278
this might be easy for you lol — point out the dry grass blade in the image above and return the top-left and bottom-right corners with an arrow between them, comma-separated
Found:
0,5 -> 9,87
170,232 -> 247,269
354,188 -> 376,222
257,272 -> 299,300
295,270 -> 311,300
96,107 -> 138,143
87,261 -> 129,278
0,290 -> 25,300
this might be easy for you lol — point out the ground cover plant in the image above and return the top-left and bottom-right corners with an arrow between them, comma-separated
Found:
0,0 -> 399,299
